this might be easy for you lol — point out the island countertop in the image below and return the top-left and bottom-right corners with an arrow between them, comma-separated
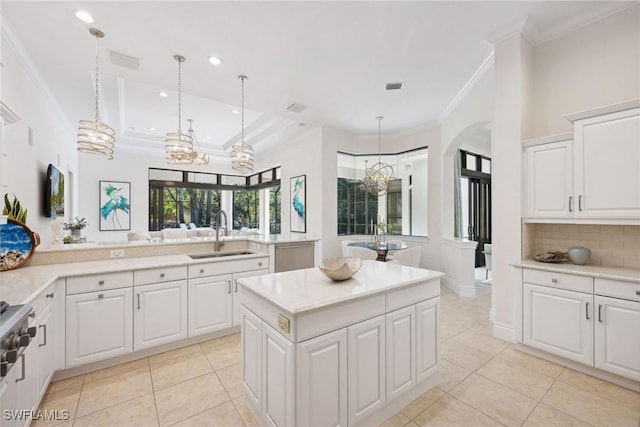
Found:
238,260 -> 445,314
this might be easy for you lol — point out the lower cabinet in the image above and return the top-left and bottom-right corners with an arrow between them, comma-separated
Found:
262,324 -> 295,427
241,307 -> 263,408
386,305 -> 416,402
523,283 -> 593,365
188,274 -> 233,336
594,295 -> 640,381
67,287 -> 133,367
297,328 -> 348,427
233,269 -> 269,327
416,298 -> 438,383
134,280 -> 188,350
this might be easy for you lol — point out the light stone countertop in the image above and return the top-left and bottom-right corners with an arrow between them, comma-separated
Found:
0,251 -> 269,306
238,260 -> 445,314
513,259 -> 640,283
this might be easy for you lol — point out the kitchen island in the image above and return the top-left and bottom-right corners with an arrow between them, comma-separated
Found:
238,260 -> 444,427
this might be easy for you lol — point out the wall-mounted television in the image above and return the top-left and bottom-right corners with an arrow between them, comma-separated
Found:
44,164 -> 64,218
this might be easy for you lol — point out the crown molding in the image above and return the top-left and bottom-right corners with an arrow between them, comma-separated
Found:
438,51 -> 494,123
484,17 -> 534,47
1,17 -> 74,135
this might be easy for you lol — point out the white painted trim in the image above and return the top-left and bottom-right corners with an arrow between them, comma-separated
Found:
515,343 -> 640,392
1,18 -> 74,135
489,307 -> 496,323
438,52 -> 495,122
0,101 -> 21,125
442,275 -> 476,298
565,100 -> 640,122
484,17 -> 532,47
492,321 -> 514,342
522,217 -> 640,226
521,132 -> 573,148
441,237 -> 477,250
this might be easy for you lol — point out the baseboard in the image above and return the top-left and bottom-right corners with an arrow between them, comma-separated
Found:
515,343 -> 640,393
489,307 -> 495,323
442,276 -> 476,298
492,321 -> 514,342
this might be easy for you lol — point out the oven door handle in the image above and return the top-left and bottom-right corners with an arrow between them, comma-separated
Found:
15,354 -> 26,383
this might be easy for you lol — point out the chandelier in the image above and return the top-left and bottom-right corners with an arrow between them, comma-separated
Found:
77,28 -> 116,159
231,75 -> 254,172
362,116 -> 396,196
186,119 -> 209,165
165,55 -> 194,164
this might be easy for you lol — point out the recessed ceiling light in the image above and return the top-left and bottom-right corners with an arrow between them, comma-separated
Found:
208,56 -> 223,66
159,92 -> 168,98
75,10 -> 94,23
232,109 -> 240,114
148,127 -> 156,131
206,136 -> 213,140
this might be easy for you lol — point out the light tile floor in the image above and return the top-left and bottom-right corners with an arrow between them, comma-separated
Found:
37,282 -> 640,427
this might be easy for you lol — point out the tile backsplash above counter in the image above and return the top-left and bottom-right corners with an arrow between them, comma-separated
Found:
523,223 -> 640,269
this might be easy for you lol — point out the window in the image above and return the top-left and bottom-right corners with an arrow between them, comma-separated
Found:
337,147 -> 428,237
148,167 -> 280,232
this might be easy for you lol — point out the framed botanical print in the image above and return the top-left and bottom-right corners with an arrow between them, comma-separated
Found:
290,175 -> 306,233
99,181 -> 131,231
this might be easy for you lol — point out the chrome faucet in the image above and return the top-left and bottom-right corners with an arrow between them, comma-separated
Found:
214,209 -> 228,251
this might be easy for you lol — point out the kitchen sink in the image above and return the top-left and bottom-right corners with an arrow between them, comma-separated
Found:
188,250 -> 255,259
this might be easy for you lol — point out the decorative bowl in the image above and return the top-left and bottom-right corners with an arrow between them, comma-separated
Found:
318,257 -> 362,281
568,246 -> 591,265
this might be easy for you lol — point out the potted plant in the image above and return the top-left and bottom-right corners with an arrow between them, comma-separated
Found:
62,217 -> 88,243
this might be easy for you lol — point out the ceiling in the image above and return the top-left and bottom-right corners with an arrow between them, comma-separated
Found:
1,1 -> 632,163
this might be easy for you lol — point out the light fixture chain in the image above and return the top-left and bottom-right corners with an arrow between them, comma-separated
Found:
241,76 -> 245,145
178,58 -> 182,134
94,32 -> 100,123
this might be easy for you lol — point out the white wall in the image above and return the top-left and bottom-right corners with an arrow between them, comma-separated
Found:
1,31 -> 78,247
531,5 -> 640,138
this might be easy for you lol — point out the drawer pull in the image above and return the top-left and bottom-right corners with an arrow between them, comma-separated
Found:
598,304 -> 603,323
568,196 -> 573,212
15,354 -> 25,383
39,324 -> 47,347
200,269 -> 205,274
636,290 -> 640,296
98,294 -> 104,299
578,195 -> 583,211
258,262 -> 263,267
160,273 -> 165,278
235,280 -> 238,293
46,292 -> 54,299
551,278 -> 558,283
28,311 -> 36,318
228,280 -> 232,294
98,280 -> 105,285
585,302 -> 590,320
137,293 -> 141,310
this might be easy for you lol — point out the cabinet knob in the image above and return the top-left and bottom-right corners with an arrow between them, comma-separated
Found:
636,290 -> 640,296
46,292 -> 54,299
551,278 -> 558,283
258,262 -> 263,267
160,273 -> 165,278
98,294 -> 104,299
200,269 -> 205,274
98,280 -> 105,285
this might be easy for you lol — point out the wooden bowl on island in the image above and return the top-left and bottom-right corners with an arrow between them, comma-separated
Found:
318,257 -> 362,281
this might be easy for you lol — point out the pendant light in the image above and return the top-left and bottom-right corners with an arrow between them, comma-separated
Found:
165,55 -> 194,164
362,116 -> 396,196
231,75 -> 254,172
186,119 -> 209,165
77,28 -> 116,159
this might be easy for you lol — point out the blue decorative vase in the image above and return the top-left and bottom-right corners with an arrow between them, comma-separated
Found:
568,246 -> 591,265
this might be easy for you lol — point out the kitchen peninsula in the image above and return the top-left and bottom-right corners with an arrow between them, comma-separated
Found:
238,260 -> 444,427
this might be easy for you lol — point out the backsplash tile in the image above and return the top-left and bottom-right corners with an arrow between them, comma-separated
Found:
526,224 -> 640,268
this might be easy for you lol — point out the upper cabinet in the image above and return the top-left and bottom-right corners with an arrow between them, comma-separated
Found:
523,101 -> 640,223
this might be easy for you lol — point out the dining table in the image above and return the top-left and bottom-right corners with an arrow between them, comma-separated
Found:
348,240 -> 408,261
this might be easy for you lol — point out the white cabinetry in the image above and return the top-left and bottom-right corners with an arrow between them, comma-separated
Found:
66,273 -> 133,367
241,307 -> 263,408
297,328 -> 348,427
386,306 -> 416,402
348,316 -> 384,426
523,104 -> 640,222
187,258 -> 268,337
524,137 -> 573,218
517,266 -> 640,383
416,298 -> 438,383
263,323 -> 295,427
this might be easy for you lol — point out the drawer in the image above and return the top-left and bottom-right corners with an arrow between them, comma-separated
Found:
188,257 -> 269,278
31,281 -> 58,316
595,278 -> 640,302
67,271 -> 134,295
523,268 -> 593,294
386,279 -> 440,312
135,265 -> 187,286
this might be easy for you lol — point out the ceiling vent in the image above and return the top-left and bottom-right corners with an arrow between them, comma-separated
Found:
286,102 -> 308,113
108,50 -> 140,70
385,82 -> 404,91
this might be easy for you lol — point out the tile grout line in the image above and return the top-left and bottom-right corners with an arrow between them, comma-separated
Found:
554,375 -> 640,413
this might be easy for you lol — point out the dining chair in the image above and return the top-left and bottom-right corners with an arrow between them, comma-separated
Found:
341,239 -> 354,257
345,245 -> 377,261
393,246 -> 422,267
483,244 -> 492,280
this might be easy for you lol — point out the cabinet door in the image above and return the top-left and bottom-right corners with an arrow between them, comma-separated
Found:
297,328 -> 347,427
233,269 -> 269,327
262,324 -> 294,427
348,316 -> 384,426
67,288 -> 133,367
134,280 -> 187,350
574,108 -> 640,218
386,305 -> 416,403
595,296 -> 640,381
241,307 -> 263,408
188,275 -> 232,337
416,298 -> 438,383
36,303 -> 55,400
523,283 -> 593,365
525,140 -> 573,218
1,348 -> 35,427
